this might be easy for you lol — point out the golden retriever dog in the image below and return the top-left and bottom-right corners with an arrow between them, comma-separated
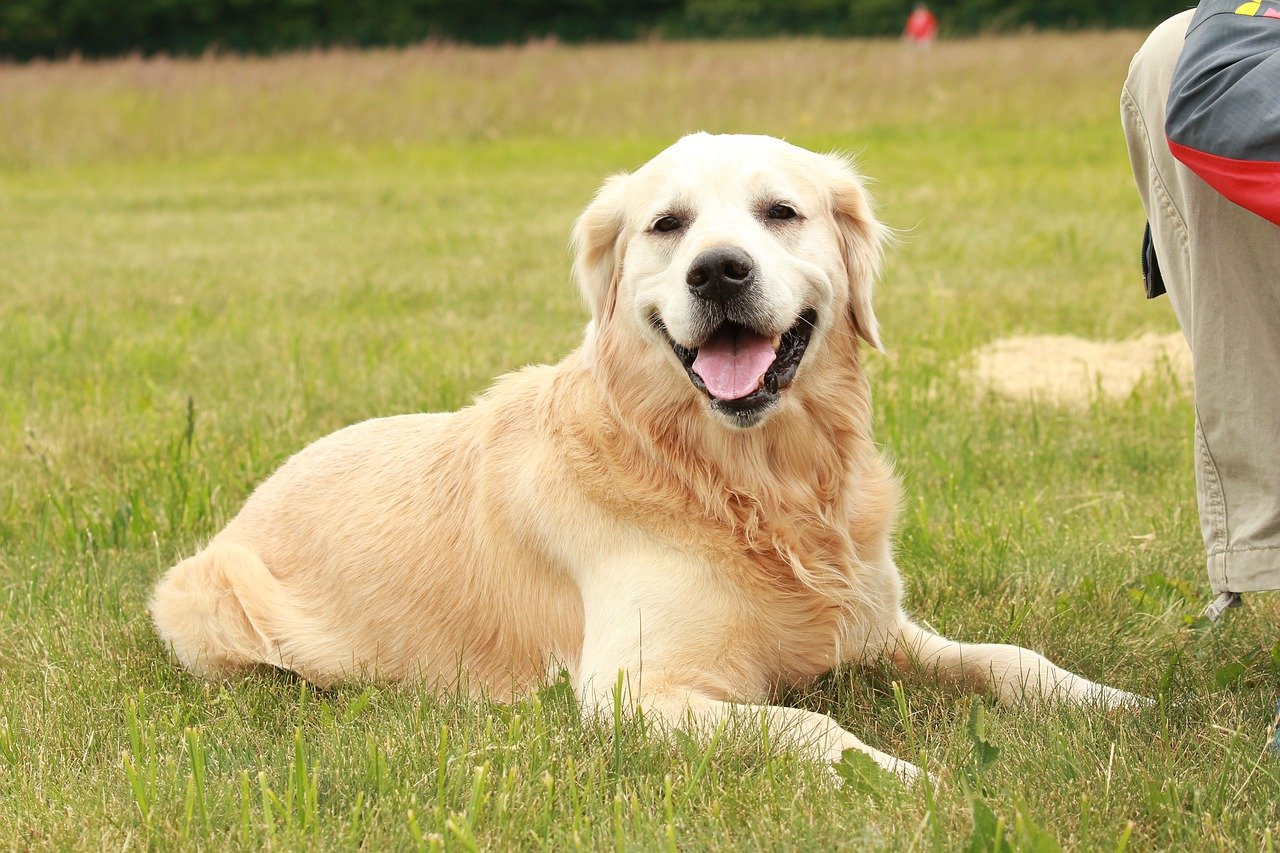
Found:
151,133 -> 1144,782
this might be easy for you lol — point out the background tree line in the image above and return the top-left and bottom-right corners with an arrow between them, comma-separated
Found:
1,0 -> 1188,61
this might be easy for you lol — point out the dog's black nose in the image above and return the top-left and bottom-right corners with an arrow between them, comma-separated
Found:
686,247 -> 755,304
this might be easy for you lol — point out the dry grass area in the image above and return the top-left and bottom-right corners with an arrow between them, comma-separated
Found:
0,32 -> 1143,169
969,332 -> 1192,407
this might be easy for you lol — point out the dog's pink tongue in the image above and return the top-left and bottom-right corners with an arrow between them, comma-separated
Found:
692,328 -> 777,400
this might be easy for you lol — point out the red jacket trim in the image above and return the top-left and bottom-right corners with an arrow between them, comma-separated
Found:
1167,137 -> 1280,226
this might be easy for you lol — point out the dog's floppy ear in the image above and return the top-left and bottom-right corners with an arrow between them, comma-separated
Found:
822,153 -> 887,351
571,173 -> 631,328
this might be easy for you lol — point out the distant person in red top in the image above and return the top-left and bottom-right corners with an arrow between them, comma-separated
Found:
903,2 -> 939,46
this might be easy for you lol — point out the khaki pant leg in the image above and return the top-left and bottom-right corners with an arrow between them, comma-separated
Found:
1122,11 -> 1280,595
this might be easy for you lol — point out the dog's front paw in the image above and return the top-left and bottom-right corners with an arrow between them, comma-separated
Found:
834,748 -> 928,789
1086,683 -> 1155,711
889,756 -> 928,786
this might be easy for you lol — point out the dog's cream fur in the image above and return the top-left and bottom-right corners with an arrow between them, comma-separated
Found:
151,133 -> 1142,781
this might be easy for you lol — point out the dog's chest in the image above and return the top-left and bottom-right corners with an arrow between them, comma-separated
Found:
699,524 -> 887,689
717,495 -> 900,684
746,594 -> 846,685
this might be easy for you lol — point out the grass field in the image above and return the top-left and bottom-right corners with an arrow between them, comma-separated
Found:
3,32 -> 1279,850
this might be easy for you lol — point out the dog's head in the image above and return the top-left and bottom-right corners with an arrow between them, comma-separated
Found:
573,133 -> 885,429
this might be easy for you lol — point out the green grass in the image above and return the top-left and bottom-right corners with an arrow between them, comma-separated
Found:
2,32 -> 1279,850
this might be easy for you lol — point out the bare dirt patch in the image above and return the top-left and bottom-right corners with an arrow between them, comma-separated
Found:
968,332 -> 1191,407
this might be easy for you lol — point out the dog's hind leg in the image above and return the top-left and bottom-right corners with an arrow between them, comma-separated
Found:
887,619 -> 1150,708
149,540 -> 296,680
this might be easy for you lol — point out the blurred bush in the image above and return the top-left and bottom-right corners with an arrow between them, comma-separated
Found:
0,0 -> 1186,61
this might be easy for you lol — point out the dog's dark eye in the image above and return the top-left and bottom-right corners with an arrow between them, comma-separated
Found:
767,203 -> 797,221
653,215 -> 683,233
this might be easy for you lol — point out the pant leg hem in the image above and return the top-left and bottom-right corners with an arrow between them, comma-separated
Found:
1208,545 -> 1280,594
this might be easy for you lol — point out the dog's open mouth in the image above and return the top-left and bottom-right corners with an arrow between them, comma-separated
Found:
656,308 -> 817,422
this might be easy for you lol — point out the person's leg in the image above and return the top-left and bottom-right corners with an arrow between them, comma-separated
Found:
1122,12 -> 1280,600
